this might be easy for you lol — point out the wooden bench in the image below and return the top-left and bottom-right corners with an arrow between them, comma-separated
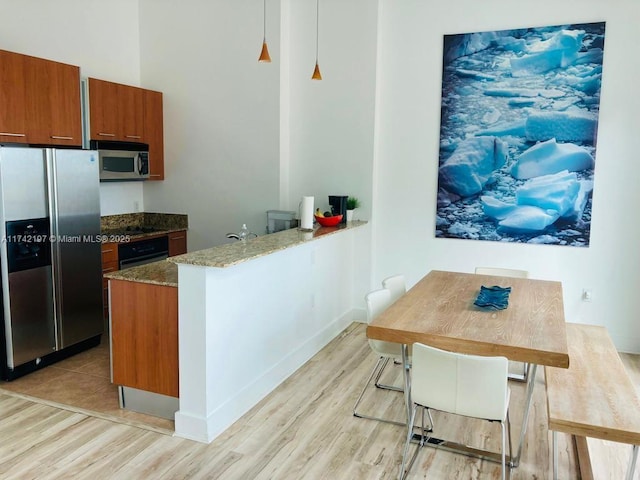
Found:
545,323 -> 640,479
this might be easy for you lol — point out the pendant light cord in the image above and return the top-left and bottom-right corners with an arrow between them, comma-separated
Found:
315,0 -> 319,62
263,0 -> 267,42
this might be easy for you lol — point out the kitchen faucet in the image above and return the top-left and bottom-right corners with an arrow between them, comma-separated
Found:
226,225 -> 258,241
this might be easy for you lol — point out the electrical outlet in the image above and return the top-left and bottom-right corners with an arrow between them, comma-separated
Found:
582,289 -> 592,302
134,201 -> 139,212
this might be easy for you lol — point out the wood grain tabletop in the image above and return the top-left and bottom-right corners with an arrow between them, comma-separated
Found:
367,270 -> 569,368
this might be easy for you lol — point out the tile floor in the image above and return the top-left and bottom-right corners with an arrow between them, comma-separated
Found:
0,337 -> 174,435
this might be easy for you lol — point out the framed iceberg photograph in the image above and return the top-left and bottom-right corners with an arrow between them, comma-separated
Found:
435,22 -> 606,247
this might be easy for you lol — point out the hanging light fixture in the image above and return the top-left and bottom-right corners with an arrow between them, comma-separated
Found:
258,0 -> 271,62
311,0 -> 322,80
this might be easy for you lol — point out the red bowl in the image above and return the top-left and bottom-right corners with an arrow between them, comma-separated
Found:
315,214 -> 343,227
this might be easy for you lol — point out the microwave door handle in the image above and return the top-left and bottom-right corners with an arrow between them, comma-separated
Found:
137,153 -> 142,175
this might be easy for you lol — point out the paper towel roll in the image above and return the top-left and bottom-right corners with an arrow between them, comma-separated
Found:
300,196 -> 314,231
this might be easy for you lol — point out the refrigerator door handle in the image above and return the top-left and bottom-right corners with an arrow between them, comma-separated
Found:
45,150 -> 62,351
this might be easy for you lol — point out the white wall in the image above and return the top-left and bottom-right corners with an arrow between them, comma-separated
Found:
99,183 -> 144,216
138,0 -> 377,251
286,0 -> 377,222
373,0 -> 640,351
138,0 -> 281,249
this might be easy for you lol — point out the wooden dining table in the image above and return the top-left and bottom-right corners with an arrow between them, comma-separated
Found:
367,269 -> 570,467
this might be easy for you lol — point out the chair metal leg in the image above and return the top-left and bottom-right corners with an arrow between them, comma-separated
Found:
626,444 -> 638,480
353,356 -> 405,426
497,409 -> 512,480
506,409 -> 512,479
374,357 -> 403,392
552,430 -> 558,480
399,404 -> 421,480
501,420 -> 506,480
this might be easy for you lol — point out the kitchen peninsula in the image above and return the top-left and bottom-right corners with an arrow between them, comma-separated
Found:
168,220 -> 370,443
102,212 -> 186,419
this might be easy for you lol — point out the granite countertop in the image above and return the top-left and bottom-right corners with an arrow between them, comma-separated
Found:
100,212 -> 188,242
169,220 -> 367,268
100,226 -> 187,242
104,259 -> 178,287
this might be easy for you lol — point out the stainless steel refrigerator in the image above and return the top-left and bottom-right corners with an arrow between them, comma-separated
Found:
0,147 -> 103,380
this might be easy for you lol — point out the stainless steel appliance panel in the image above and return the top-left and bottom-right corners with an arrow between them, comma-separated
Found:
47,149 -> 103,348
118,236 -> 169,270
0,149 -> 52,370
7,266 -> 55,366
91,140 -> 150,181
0,148 -> 48,221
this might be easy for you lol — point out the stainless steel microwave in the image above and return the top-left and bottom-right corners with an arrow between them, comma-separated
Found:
90,140 -> 149,181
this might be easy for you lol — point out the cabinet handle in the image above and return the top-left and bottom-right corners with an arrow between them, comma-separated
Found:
125,135 -> 141,139
170,236 -> 185,241
150,174 -> 162,178
102,248 -> 114,253
97,132 -> 116,137
51,135 -> 73,140
0,132 -> 26,137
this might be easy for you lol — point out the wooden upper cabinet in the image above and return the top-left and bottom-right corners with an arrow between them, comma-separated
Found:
143,89 -> 164,180
1,49 -> 81,146
25,56 -> 82,146
119,83 -> 144,141
88,78 -> 144,142
0,50 -> 28,143
88,77 -> 118,140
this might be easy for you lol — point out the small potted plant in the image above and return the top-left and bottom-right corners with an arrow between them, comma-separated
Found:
346,196 -> 361,222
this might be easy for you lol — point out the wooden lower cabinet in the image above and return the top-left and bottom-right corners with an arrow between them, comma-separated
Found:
110,279 -> 178,398
168,230 -> 187,256
101,242 -> 118,320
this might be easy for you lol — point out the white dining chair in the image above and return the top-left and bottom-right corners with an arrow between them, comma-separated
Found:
353,288 -> 407,426
382,274 -> 406,303
399,343 -> 512,480
475,266 -> 530,382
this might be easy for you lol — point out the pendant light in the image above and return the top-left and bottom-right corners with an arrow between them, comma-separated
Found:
258,0 -> 271,62
311,0 -> 322,80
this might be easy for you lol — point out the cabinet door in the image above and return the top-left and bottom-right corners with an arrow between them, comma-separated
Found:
48,61 -> 82,146
119,84 -> 144,141
0,50 -> 28,143
25,56 -> 82,146
101,242 -> 118,320
168,231 -> 187,256
89,77 -> 120,140
144,89 -> 165,180
110,280 -> 178,397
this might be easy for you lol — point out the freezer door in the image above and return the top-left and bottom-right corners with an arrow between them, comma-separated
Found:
0,147 -> 53,369
0,147 -> 48,221
48,149 -> 103,347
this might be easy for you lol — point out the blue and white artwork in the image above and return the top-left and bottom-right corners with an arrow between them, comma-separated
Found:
435,22 -> 605,247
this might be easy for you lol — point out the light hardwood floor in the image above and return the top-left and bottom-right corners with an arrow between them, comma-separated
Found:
0,322 -> 638,479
